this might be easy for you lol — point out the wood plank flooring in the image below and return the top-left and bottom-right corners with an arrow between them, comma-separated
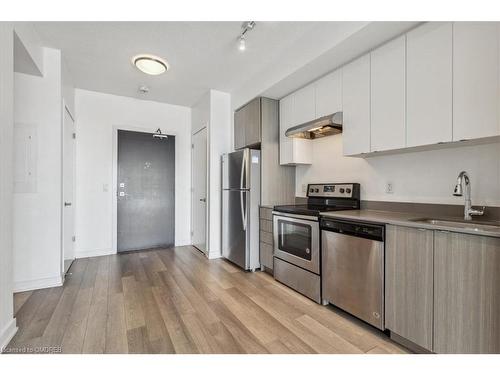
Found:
7,246 -> 409,354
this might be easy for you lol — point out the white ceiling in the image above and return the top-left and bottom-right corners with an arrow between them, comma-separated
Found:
33,21 -> 372,107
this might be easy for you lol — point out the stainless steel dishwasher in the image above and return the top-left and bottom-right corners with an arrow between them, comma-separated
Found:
321,218 -> 385,330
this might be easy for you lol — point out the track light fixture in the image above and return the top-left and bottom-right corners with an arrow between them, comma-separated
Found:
237,21 -> 255,51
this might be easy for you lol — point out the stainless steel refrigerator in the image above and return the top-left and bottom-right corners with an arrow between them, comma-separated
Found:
222,148 -> 261,271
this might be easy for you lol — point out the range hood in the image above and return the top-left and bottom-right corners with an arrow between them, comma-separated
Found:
285,112 -> 343,139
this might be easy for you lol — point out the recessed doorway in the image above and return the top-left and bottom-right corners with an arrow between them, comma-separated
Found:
117,129 -> 175,252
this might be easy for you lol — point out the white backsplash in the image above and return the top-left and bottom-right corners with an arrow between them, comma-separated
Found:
295,135 -> 500,207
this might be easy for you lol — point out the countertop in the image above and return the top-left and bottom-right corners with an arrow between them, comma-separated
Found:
259,205 -> 274,209
320,209 -> 500,238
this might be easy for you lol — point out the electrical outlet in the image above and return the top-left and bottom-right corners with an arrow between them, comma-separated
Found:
386,182 -> 394,194
302,184 -> 307,193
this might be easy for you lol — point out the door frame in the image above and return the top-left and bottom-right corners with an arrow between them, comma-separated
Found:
191,125 -> 209,255
60,100 -> 75,278
111,125 -> 178,254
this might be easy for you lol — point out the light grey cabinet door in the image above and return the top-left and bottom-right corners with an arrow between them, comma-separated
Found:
234,107 -> 246,150
243,97 -> 261,147
259,206 -> 274,270
234,97 -> 261,149
434,231 -> 500,354
385,225 -> 434,351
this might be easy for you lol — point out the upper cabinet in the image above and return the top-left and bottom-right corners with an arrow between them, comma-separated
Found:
407,22 -> 453,147
279,93 -> 313,165
315,70 -> 342,118
342,54 -> 371,156
234,97 -> 261,149
278,22 -> 500,160
292,84 -> 316,126
453,22 -> 500,141
370,36 -> 406,152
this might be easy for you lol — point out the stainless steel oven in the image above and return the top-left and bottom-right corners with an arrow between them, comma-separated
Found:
273,213 -> 320,274
271,183 -> 361,304
272,212 -> 321,303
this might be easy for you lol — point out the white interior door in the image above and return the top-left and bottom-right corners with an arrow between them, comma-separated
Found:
62,105 -> 76,273
191,127 -> 207,254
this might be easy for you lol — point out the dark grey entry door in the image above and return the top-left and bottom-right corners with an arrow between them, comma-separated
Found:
117,130 -> 175,252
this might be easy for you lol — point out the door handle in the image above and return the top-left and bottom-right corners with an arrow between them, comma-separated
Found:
64,202 -> 72,207
240,191 -> 247,231
240,149 -> 247,190
199,198 -> 206,202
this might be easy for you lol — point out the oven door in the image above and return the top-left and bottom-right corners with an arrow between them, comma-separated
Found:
273,213 -> 320,274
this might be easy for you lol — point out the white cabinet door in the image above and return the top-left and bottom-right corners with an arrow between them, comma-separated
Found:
315,69 -> 342,118
407,22 -> 453,147
342,54 -> 371,156
279,94 -> 294,165
370,36 -> 406,152
453,22 -> 499,141
292,84 -> 316,126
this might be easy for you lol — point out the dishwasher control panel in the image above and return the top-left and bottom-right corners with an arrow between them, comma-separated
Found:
321,219 -> 384,242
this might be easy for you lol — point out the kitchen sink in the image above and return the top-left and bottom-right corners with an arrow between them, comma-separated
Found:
408,218 -> 500,232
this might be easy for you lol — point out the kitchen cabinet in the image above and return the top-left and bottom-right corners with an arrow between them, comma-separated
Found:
342,54 -> 371,155
234,107 -> 246,150
406,22 -> 453,147
259,206 -> 274,270
453,22 -> 500,141
434,231 -> 500,354
370,36 -> 406,152
279,94 -> 313,165
261,98 -> 296,205
385,225 -> 434,351
234,97 -> 295,205
315,69 -> 342,118
234,97 -> 261,149
292,84 -> 315,126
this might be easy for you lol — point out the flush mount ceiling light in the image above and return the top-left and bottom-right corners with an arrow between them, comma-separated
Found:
237,21 -> 255,51
132,54 -> 169,75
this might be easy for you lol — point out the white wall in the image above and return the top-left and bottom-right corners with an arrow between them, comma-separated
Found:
75,89 -> 192,258
191,90 -> 231,259
296,135 -> 500,207
13,48 -> 64,292
207,90 -> 231,258
13,22 -> 43,76
0,22 -> 17,350
61,58 -> 75,117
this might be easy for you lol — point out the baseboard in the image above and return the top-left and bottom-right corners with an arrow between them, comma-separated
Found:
0,318 -> 17,352
13,275 -> 63,293
75,248 -> 115,259
208,251 -> 222,260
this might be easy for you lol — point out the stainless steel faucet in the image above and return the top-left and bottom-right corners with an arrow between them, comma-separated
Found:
453,171 -> 485,220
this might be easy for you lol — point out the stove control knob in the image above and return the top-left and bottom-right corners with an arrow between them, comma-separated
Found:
309,188 -> 314,193
346,188 -> 351,194
314,188 -> 319,193
339,188 -> 345,194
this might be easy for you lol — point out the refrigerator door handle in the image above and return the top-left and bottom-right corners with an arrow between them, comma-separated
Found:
240,191 -> 247,231
240,149 -> 246,190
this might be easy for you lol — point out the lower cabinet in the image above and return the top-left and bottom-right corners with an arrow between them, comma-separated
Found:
385,225 -> 434,351
259,207 -> 274,270
434,231 -> 500,354
386,225 -> 500,353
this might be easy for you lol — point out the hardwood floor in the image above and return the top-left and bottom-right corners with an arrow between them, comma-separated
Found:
7,246 -> 409,354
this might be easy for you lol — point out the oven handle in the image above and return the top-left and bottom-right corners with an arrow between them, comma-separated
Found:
272,211 -> 319,222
